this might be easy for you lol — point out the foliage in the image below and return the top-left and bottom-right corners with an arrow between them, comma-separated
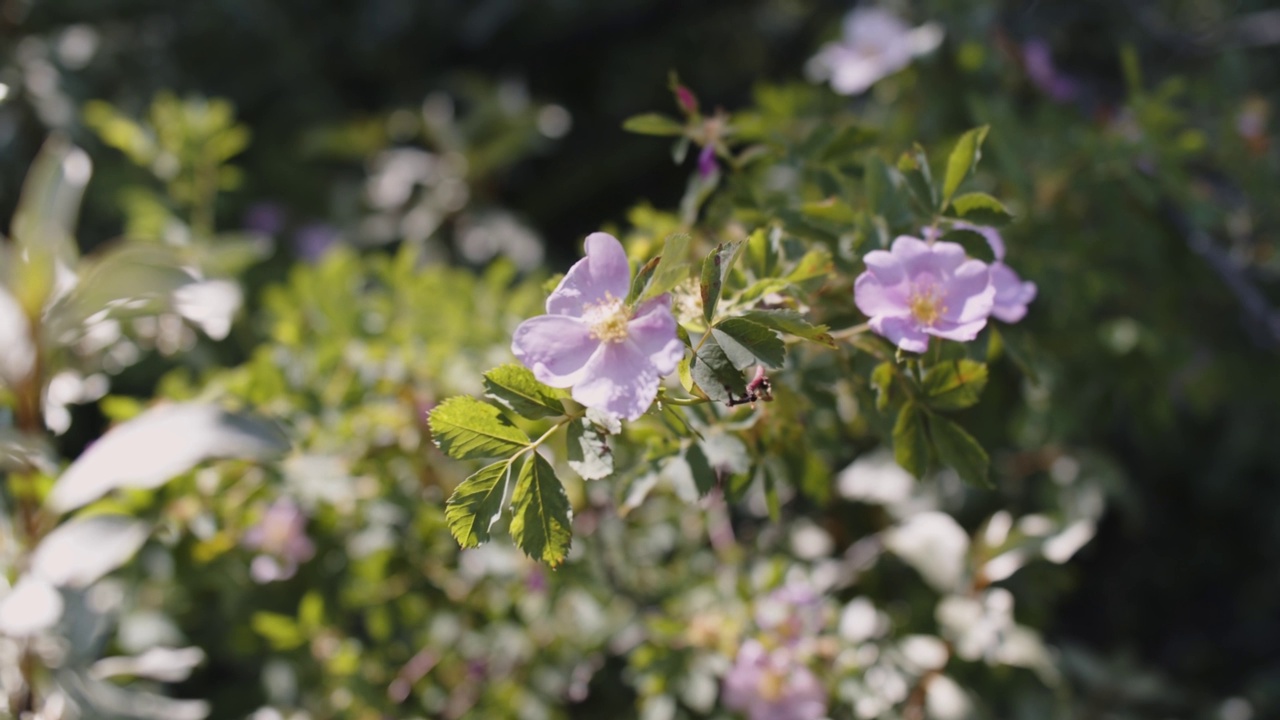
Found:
0,1 -> 1278,719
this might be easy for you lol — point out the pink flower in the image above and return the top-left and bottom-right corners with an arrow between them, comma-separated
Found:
723,640 -> 827,720
855,236 -> 995,352
242,499 -> 315,583
697,144 -> 718,178
512,232 -> 684,421
1023,39 -> 1080,104
806,8 -> 943,96
951,222 -> 1037,324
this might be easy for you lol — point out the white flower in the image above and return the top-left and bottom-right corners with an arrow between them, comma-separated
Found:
806,7 -> 944,96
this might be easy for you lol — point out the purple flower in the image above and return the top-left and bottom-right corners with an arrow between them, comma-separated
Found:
512,233 -> 684,421
293,223 -> 340,263
806,8 -> 944,96
952,222 -> 1037,324
1023,39 -> 1079,104
697,144 -> 718,178
243,202 -> 286,235
855,236 -> 995,352
723,640 -> 827,720
243,499 -> 315,583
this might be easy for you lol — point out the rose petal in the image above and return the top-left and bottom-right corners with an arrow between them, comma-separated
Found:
871,315 -> 930,353
905,240 -> 966,278
941,260 -> 995,324
571,342 -> 660,421
862,249 -> 906,287
627,296 -> 684,376
512,315 -> 599,387
546,232 -> 631,316
854,271 -> 908,318
991,264 -> 1037,323
927,318 -> 989,343
953,222 -> 1006,261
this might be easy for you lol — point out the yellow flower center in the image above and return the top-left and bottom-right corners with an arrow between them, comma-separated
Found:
584,295 -> 630,343
758,669 -> 785,702
908,284 -> 947,326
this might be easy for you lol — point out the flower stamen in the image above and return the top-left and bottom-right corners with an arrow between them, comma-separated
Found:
907,284 -> 948,326
584,294 -> 630,343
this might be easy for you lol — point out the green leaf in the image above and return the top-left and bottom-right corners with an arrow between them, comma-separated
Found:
637,232 -> 693,302
786,248 -> 834,284
252,612 -> 305,651
690,334 -> 748,404
567,419 -> 613,480
622,113 -> 686,137
941,125 -> 990,209
699,239 -> 744,324
738,309 -> 836,348
298,591 -> 325,632
865,154 -> 910,229
711,317 -> 785,370
685,442 -> 717,497
928,414 -> 991,488
893,403 -> 930,479
428,396 -> 529,461
922,360 -> 989,411
483,364 -> 566,420
760,462 -> 781,522
510,453 -> 573,566
940,228 -> 997,263
800,197 -> 858,224
627,255 -> 661,305
871,361 -> 896,412
897,143 -> 937,211
948,192 -> 1013,226
445,460 -> 513,548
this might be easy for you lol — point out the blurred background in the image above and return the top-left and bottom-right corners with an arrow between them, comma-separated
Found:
2,0 -> 1280,718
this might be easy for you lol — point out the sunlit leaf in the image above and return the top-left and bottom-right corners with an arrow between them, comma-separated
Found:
483,364 -> 566,420
636,232 -> 693,302
429,396 -> 530,461
445,460 -> 513,548
948,192 -> 1012,226
941,125 -> 990,209
690,334 -> 748,404
738,309 -> 835,348
48,403 -> 289,513
622,113 -> 686,136
567,418 -> 613,480
923,360 -> 989,411
509,453 -> 572,566
31,514 -> 149,587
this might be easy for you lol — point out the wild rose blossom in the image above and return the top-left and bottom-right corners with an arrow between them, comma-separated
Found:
806,7 -> 944,96
243,498 -> 316,583
952,222 -> 1038,324
723,639 -> 828,720
1023,39 -> 1080,104
512,232 -> 684,421
854,235 -> 995,352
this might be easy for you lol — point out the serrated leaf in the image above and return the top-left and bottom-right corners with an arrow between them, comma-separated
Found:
711,318 -> 785,370
893,403 -> 929,479
483,364 -> 566,420
738,309 -> 835,348
567,419 -> 613,480
928,414 -> 991,488
445,461 -> 513,548
941,125 -> 990,209
690,334 -> 748,403
699,239 -> 744,324
948,192 -> 1012,226
637,232 -> 693,302
923,359 -> 989,410
428,396 -> 529,461
510,453 -> 572,566
622,113 -> 686,136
